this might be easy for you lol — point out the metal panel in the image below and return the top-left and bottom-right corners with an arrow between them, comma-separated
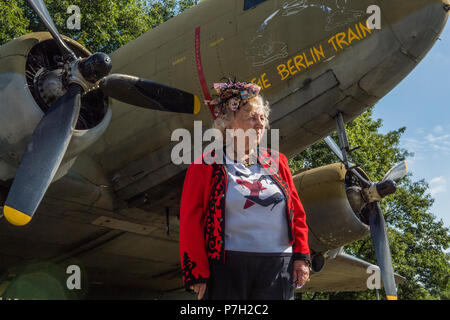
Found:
91,216 -> 157,236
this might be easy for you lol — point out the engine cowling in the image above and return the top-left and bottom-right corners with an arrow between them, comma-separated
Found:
0,32 -> 110,183
293,163 -> 370,253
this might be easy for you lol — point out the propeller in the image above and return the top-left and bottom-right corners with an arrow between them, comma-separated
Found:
382,160 -> 408,183
26,0 -> 77,60
323,136 -> 371,187
3,0 -> 200,226
367,202 -> 398,300
324,135 -> 408,300
98,74 -> 201,114
78,53 -> 201,114
4,84 -> 82,226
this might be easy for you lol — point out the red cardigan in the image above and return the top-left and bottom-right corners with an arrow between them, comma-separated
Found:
179,147 -> 310,289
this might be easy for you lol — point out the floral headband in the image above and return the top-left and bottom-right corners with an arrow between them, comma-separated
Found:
204,79 -> 261,119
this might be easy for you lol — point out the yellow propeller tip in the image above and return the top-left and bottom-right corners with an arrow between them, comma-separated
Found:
386,295 -> 398,300
193,95 -> 201,115
3,205 -> 31,226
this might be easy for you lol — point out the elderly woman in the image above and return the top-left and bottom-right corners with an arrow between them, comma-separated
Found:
179,80 -> 310,300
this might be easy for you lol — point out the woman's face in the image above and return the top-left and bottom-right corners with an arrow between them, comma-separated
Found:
227,99 -> 266,148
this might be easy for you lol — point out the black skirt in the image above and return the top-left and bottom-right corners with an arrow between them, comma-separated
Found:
204,250 -> 294,300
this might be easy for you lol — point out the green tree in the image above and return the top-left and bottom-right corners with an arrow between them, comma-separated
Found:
0,0 -> 200,53
289,109 -> 450,300
0,0 -> 31,45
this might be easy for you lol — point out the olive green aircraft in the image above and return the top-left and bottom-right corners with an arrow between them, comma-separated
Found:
0,0 -> 448,299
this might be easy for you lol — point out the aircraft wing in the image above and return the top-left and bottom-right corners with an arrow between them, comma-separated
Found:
299,252 -> 405,293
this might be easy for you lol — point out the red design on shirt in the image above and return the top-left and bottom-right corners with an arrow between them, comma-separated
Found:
236,179 -> 267,209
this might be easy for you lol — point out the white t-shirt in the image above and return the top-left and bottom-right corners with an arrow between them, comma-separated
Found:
224,152 -> 292,253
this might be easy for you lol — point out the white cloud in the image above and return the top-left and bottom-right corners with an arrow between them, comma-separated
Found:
405,128 -> 450,157
403,138 -> 427,160
425,133 -> 450,143
416,128 -> 425,135
433,125 -> 444,134
429,176 -> 447,196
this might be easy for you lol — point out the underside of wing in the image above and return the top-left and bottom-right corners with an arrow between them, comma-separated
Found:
299,253 -> 405,293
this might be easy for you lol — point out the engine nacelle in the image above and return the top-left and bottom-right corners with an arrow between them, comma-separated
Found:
293,163 -> 370,253
0,32 -> 110,183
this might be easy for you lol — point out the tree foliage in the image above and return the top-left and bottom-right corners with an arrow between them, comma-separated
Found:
0,0 -> 31,45
0,0 -> 200,53
289,109 -> 450,300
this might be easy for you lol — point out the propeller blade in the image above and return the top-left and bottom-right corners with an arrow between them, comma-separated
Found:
26,0 -> 76,59
382,160 -> 408,183
324,135 -> 371,188
3,84 -> 83,226
368,202 -> 398,300
98,74 -> 201,114
324,136 -> 344,162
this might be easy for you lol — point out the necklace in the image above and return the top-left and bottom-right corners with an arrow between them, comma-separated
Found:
225,149 -> 257,167
243,157 -> 257,167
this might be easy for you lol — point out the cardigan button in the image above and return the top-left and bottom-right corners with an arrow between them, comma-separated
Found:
221,194 -> 225,198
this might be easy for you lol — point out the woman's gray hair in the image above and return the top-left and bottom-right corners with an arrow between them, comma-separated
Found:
212,94 -> 271,137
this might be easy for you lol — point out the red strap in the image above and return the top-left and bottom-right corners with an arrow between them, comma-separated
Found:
194,26 -> 215,118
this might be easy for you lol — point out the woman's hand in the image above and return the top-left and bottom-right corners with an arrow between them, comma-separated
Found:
191,283 -> 207,300
292,260 -> 310,288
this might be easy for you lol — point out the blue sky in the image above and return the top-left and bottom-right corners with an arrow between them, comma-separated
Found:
372,22 -> 450,229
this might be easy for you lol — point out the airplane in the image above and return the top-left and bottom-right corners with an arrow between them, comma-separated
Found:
0,0 -> 448,299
